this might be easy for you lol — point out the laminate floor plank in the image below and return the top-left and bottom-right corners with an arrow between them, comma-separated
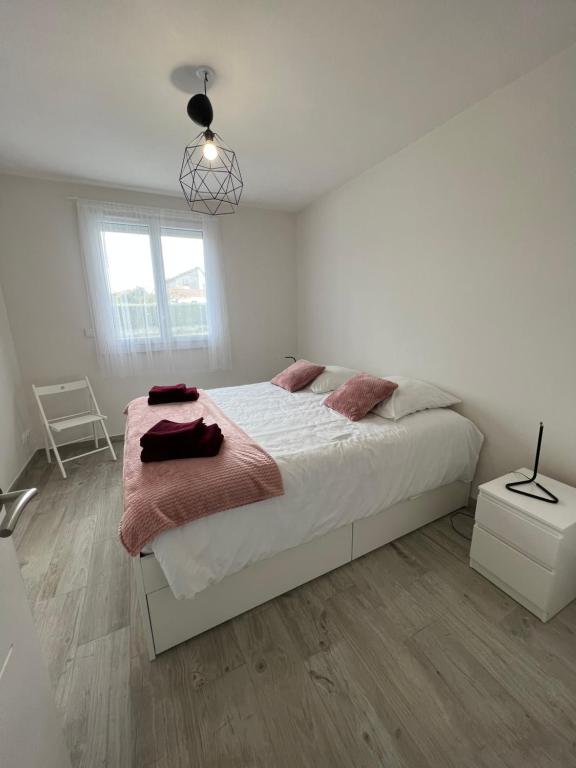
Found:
406,619 -> 556,765
416,570 -> 576,751
191,664 -> 277,768
130,648 -> 197,768
129,572 -> 149,661
421,511 -> 475,561
14,444 -> 576,768
402,529 -> 519,622
62,627 -> 131,768
305,641 -> 431,768
232,602 -> 353,768
32,587 -> 85,684
276,582 -> 338,659
327,587 -> 494,768
15,498 -> 68,582
78,535 -> 131,645
162,619 -> 246,692
92,459 -> 124,541
11,492 -> 43,549
501,605 -> 576,690
40,514 -> 96,599
352,547 -> 438,635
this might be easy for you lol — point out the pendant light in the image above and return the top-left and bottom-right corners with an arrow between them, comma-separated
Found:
179,67 -> 243,215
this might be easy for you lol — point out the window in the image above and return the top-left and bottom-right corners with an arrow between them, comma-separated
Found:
102,219 -> 207,348
77,201 -> 231,372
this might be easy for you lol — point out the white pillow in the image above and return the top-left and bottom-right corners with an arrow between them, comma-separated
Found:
372,376 -> 460,421
305,365 -> 359,394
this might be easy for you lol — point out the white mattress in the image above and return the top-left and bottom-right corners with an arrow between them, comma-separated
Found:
150,382 -> 483,599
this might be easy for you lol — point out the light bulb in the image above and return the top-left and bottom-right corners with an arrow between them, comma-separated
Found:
203,140 -> 218,161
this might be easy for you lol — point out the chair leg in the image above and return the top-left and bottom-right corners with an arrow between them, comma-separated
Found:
100,421 -> 117,462
47,430 -> 67,479
43,430 -> 52,464
93,422 -> 99,449
53,447 -> 67,479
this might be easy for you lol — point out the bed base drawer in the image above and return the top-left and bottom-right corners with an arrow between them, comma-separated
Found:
140,553 -> 168,593
134,480 -> 471,659
145,525 -> 352,655
352,480 -> 469,559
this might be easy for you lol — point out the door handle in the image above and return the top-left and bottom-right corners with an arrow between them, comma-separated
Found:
0,487 -> 38,538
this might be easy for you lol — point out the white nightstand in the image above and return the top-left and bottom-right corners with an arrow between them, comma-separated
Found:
470,468 -> 576,622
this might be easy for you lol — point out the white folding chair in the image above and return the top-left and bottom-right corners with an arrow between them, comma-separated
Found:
32,377 -> 117,479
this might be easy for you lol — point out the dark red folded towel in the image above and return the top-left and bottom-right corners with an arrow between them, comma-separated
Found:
140,423 -> 224,463
147,384 -> 199,405
189,423 -> 223,457
139,418 -> 204,448
150,384 -> 187,394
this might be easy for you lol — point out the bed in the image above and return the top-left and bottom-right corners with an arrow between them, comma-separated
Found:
130,381 -> 483,659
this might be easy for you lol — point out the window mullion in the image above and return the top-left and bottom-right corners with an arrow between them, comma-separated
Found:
149,218 -> 171,344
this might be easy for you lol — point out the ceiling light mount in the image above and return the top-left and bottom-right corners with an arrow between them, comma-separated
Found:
186,67 -> 215,128
179,65 -> 243,215
195,66 -> 215,87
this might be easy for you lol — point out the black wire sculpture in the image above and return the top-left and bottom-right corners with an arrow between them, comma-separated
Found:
180,71 -> 243,215
505,422 -> 559,504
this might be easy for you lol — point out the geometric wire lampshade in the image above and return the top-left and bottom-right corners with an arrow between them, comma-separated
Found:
179,130 -> 243,215
179,66 -> 243,215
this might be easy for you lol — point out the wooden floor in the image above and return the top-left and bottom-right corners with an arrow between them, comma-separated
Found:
13,442 -> 576,768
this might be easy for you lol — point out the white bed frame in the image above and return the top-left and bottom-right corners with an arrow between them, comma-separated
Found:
134,479 -> 469,659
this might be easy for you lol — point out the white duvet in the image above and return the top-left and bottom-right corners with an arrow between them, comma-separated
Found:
150,382 -> 483,599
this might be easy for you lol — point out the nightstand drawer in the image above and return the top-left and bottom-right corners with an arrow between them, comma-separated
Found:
470,524 -> 554,608
476,492 -> 562,569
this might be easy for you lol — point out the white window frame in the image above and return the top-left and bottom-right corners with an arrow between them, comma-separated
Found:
100,213 -> 208,351
78,199 -> 231,372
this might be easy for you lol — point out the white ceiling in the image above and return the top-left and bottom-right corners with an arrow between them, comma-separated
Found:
1,0 -> 576,210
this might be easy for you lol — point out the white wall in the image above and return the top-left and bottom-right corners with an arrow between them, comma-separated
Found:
0,175 -> 296,440
297,43 -> 576,489
0,277 -> 32,488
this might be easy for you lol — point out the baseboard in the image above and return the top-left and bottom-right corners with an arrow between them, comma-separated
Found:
8,434 -> 124,490
7,448 -> 36,492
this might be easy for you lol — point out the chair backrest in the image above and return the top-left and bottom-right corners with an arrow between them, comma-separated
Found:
32,377 -> 103,424
32,379 -> 89,397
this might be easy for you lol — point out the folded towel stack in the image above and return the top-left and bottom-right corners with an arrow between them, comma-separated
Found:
140,417 -> 224,462
147,384 -> 199,405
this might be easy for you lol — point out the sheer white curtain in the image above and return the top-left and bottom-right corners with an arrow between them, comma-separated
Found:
77,200 -> 231,376
202,215 -> 231,370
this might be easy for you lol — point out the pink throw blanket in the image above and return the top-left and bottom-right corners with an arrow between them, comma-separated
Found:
120,391 -> 285,555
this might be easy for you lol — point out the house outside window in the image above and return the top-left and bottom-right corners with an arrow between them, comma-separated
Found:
102,220 -> 208,348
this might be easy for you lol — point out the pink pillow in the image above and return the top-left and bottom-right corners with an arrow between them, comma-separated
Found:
271,359 -> 325,392
324,373 -> 398,421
